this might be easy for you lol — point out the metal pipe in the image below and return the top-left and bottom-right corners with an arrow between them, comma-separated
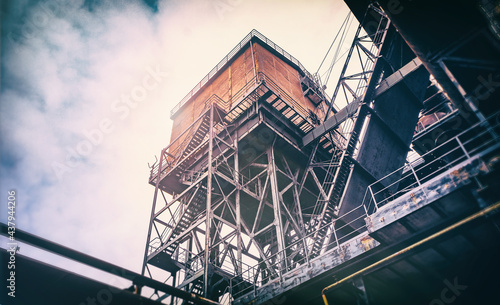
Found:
321,201 -> 500,305
0,223 -> 221,305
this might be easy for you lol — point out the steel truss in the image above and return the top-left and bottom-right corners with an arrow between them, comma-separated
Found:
301,2 -> 390,259
141,3 -> 416,304
142,72 -> 320,303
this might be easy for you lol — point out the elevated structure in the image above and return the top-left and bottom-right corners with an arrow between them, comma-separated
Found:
1,2 -> 497,305
142,29 -> 334,302
143,2 -> 500,305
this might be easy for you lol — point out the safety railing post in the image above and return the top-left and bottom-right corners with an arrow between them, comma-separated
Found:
456,137 -> 470,158
253,268 -> 257,297
369,185 -> 377,210
408,161 -> 430,202
283,250 -> 288,277
303,237 -> 310,265
332,223 -> 339,249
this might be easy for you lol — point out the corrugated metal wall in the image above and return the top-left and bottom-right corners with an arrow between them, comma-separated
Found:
253,43 -> 318,117
168,39 -> 322,156
169,46 -> 254,154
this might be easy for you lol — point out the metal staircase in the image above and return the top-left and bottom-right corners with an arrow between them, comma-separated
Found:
164,188 -> 206,257
178,116 -> 211,168
309,124 -> 362,256
149,98 -> 225,191
308,144 -> 343,231
260,75 -> 315,134
307,3 -> 390,257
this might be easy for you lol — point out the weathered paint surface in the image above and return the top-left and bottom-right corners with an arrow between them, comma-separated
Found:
234,150 -> 499,305
366,155 -> 493,234
234,233 -> 379,305
169,39 -> 324,159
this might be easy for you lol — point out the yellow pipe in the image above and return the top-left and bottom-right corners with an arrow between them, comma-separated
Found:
322,293 -> 330,305
321,201 -> 500,305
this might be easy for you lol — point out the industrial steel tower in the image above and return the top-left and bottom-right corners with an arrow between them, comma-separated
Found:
1,1 -> 498,305
142,2 -> 500,305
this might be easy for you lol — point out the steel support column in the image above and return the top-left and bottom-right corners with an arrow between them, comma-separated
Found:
267,142 -> 287,277
352,277 -> 370,305
234,136 -> 243,274
142,147 -> 166,277
204,104 -> 214,298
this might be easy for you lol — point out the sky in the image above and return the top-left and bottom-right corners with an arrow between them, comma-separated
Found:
0,0 -> 354,288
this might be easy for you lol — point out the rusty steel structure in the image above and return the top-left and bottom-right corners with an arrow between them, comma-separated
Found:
142,28 -> 337,301
1,1 -> 498,305
142,1 -> 500,305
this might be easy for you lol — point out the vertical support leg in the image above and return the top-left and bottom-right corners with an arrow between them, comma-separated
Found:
170,273 -> 176,305
352,277 -> 370,305
234,136 -> 242,274
142,148 -> 166,276
204,105 -> 214,298
267,144 -> 286,277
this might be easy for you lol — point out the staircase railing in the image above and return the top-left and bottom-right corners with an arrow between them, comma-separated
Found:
229,204 -> 369,298
150,72 -> 319,185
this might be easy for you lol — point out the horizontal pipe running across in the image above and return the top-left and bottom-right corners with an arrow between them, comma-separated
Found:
0,223 -> 221,305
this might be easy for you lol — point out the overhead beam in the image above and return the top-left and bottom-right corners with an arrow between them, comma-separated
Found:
302,57 -> 423,147
302,98 -> 362,146
374,58 -> 422,97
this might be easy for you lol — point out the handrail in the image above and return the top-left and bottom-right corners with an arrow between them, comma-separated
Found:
229,204 -> 369,296
321,201 -> 500,305
363,111 -> 500,212
226,73 -> 260,113
170,29 -> 314,118
150,72 -> 316,184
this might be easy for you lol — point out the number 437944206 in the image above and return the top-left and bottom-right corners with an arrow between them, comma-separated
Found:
7,190 -> 16,240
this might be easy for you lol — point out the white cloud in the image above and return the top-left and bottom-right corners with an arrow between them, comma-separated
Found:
1,0 -> 350,283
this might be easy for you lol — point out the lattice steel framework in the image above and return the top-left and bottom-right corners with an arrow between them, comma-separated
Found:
141,4 -> 397,304
300,2 -> 390,259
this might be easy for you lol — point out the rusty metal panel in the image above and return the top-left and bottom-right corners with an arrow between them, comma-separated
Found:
166,38 -> 324,183
244,46 -> 254,79
170,46 -> 253,151
231,47 -> 253,108
210,68 -> 230,102
191,85 -> 213,119
169,107 -> 194,155
254,43 -> 319,117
